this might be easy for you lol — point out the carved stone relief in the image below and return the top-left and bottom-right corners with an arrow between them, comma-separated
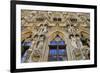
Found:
21,10 -> 90,62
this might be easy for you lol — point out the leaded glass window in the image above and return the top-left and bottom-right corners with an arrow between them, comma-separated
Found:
48,35 -> 67,61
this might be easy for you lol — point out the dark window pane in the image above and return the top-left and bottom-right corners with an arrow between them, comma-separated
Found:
58,56 -> 67,61
70,18 -> 77,22
58,41 -> 65,45
53,18 -> 57,21
36,18 -> 44,21
48,56 -> 57,61
22,42 -> 32,46
58,49 -> 65,55
50,41 -> 57,45
58,18 -> 62,21
21,42 -> 32,57
49,49 -> 57,55
58,56 -> 63,61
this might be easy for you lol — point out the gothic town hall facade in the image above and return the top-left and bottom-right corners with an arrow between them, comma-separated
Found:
21,10 -> 90,63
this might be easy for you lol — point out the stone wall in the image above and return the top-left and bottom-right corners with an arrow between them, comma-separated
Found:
21,10 -> 90,63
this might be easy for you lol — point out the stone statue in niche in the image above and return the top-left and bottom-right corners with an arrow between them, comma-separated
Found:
82,47 -> 90,59
69,34 -> 83,60
30,35 -> 45,62
42,26 -> 47,33
67,25 -> 71,33
37,41 -> 44,50
39,24 -> 48,34
30,45 -> 41,62
76,34 -> 83,49
37,35 -> 45,50
73,48 -> 82,60
31,51 -> 41,62
67,24 -> 75,33
70,35 -> 77,49
31,41 -> 44,62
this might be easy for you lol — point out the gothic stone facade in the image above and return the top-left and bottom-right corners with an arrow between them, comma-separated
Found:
21,10 -> 90,63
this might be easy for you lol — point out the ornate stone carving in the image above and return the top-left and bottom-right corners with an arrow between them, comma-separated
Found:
21,10 -> 90,62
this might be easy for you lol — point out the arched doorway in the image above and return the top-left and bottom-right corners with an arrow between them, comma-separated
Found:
48,35 -> 67,61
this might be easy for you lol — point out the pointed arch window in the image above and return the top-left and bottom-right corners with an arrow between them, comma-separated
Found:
48,35 -> 67,61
